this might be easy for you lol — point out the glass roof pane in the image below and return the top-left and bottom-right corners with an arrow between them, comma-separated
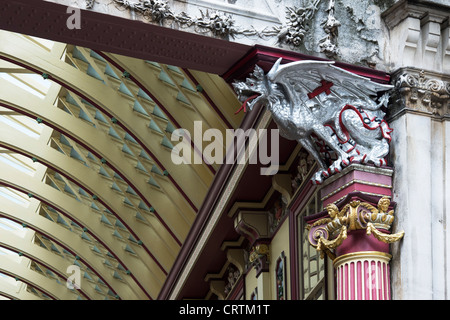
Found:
25,35 -> 55,52
0,73 -> 50,99
0,187 -> 29,206
0,112 -> 43,139
0,152 -> 36,175
0,218 -> 27,238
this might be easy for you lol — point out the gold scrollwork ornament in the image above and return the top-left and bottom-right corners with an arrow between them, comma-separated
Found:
366,222 -> 405,244
308,196 -> 405,260
249,244 -> 270,263
316,225 -> 347,260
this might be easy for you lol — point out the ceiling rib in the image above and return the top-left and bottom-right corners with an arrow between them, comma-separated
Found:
0,86 -> 189,246
0,280 -> 43,300
0,201 -> 141,299
99,52 -> 230,175
0,127 -> 176,274
0,34 -> 205,214
0,236 -> 93,300
0,257 -> 66,300
95,51 -> 220,175
0,21 -> 244,298
0,168 -> 154,299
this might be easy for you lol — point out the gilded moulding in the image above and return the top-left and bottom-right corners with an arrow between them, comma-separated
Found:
248,243 -> 271,274
249,244 -> 270,264
315,225 -> 347,260
366,223 -> 405,244
332,250 -> 392,268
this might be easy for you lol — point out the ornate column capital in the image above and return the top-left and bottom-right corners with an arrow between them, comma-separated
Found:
305,163 -> 404,300
389,68 -> 450,120
307,196 -> 404,260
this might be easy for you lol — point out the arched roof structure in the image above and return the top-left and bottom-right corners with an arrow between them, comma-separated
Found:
0,29 -> 243,300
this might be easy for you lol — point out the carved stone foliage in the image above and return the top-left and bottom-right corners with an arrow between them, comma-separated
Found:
224,264 -> 241,296
111,0 -> 233,37
390,68 -> 450,119
85,0 -> 389,66
291,150 -> 315,191
276,0 -> 322,47
108,0 -> 342,53
111,0 -> 321,41
318,0 -> 340,58
112,0 -> 175,24
86,0 -> 95,9
268,193 -> 288,233
306,196 -> 404,260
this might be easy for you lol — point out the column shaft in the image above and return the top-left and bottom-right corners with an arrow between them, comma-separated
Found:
334,251 -> 391,300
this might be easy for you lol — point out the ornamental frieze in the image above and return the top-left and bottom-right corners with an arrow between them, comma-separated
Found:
82,0 -> 388,67
109,0 -> 322,43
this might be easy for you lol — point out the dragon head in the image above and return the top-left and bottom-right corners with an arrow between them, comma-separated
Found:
232,64 -> 270,113
232,59 -> 285,114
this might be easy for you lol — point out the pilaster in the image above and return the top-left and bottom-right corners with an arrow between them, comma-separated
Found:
382,0 -> 450,300
387,69 -> 450,299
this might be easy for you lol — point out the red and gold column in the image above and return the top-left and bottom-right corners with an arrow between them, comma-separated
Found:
334,250 -> 392,300
306,164 -> 404,300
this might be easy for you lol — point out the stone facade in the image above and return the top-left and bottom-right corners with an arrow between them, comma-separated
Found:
383,0 -> 450,300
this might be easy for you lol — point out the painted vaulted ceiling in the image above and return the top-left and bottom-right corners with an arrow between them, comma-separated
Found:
0,30 -> 244,300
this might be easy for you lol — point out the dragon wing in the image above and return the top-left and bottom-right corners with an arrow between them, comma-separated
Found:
267,58 -> 393,113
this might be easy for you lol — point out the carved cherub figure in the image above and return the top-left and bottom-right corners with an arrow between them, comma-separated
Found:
377,196 -> 393,214
326,203 -> 338,219
327,203 -> 347,223
371,196 -> 394,224
326,203 -> 347,233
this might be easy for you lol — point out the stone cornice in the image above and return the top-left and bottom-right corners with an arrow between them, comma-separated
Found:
382,0 -> 450,30
382,0 -> 450,74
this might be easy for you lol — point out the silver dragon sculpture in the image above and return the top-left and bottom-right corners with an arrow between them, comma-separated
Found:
233,58 -> 393,184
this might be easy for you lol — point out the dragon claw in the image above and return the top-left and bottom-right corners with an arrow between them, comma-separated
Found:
313,172 -> 324,185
